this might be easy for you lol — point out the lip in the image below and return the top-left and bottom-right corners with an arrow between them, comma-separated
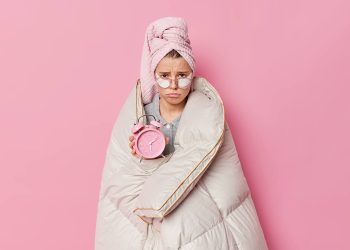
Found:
166,93 -> 181,97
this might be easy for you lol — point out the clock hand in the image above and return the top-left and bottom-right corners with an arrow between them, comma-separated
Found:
148,136 -> 159,145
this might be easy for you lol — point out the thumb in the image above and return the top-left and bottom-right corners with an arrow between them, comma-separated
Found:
166,136 -> 170,144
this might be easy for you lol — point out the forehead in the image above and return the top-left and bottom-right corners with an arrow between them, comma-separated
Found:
155,57 -> 192,72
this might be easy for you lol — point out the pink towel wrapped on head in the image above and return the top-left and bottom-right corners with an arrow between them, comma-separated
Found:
139,17 -> 196,104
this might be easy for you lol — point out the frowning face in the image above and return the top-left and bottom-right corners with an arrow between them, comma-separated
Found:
154,56 -> 193,106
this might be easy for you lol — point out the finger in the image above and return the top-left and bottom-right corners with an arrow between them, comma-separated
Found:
129,135 -> 134,141
166,137 -> 170,143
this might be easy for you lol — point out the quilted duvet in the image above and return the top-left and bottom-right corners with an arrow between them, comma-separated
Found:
94,76 -> 268,250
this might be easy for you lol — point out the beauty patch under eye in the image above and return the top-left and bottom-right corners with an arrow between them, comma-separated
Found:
178,78 -> 191,88
157,78 -> 170,88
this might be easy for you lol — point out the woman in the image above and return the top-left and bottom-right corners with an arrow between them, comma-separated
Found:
129,48 -> 194,158
95,17 -> 268,250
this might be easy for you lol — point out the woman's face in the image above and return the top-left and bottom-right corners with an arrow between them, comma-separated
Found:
154,56 -> 193,106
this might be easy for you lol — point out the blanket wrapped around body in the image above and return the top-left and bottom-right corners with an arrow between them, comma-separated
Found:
94,76 -> 268,250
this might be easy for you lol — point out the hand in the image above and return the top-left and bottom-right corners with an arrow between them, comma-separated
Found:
153,218 -> 163,232
129,135 -> 139,158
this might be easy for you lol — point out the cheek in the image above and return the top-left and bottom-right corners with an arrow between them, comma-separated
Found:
157,89 -> 166,96
181,88 -> 191,97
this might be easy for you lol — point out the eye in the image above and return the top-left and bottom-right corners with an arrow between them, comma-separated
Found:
178,74 -> 187,78
160,74 -> 168,78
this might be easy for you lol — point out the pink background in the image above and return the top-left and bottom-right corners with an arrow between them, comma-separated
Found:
1,0 -> 349,249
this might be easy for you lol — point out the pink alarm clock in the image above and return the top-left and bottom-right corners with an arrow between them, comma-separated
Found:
131,114 -> 166,159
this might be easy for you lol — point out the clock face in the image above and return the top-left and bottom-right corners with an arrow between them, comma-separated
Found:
136,128 -> 166,159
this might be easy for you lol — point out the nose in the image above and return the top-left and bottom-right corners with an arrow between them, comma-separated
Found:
169,77 -> 178,89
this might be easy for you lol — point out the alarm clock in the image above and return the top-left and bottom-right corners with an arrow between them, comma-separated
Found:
131,114 -> 166,159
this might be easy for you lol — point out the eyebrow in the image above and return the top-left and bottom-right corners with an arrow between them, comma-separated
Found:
158,71 -> 190,74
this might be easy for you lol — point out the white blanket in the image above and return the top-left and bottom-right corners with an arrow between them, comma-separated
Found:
95,76 -> 268,250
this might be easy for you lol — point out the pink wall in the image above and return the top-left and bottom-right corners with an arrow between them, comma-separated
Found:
1,0 -> 349,249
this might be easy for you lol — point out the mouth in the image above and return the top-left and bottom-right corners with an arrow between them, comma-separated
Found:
166,93 -> 181,98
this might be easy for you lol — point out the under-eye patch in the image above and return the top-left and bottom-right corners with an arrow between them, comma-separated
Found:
155,73 -> 193,89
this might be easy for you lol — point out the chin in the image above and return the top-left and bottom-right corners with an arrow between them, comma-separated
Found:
165,96 -> 187,105
167,99 -> 184,105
